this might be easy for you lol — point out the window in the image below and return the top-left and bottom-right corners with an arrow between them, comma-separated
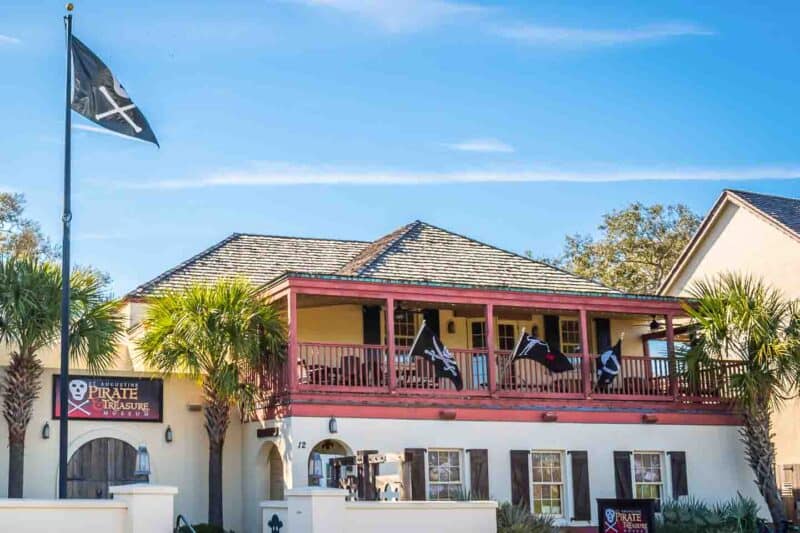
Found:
498,324 -> 516,351
471,321 -> 486,349
395,310 -> 416,347
428,449 -> 463,500
560,319 -> 581,354
633,452 -> 664,502
531,451 -> 564,516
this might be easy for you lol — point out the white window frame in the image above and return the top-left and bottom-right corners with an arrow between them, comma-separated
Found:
426,448 -> 465,501
632,451 -> 669,505
497,322 -> 517,351
559,318 -> 581,354
530,450 -> 567,518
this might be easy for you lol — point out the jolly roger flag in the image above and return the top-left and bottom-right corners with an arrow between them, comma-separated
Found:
408,321 -> 464,391
510,331 -> 574,373
596,339 -> 622,389
70,36 -> 159,146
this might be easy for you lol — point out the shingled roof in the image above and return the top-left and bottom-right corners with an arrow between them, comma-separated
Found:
727,190 -> 800,237
128,221 -> 619,298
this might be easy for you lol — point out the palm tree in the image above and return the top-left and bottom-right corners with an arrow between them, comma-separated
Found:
0,256 -> 123,497
684,273 -> 800,527
136,279 -> 285,527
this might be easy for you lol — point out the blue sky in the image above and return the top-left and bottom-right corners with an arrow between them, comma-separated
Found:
1,1 -> 799,296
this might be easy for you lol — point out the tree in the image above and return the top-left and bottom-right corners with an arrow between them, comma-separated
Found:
684,273 -> 800,527
0,193 -> 54,258
0,256 -> 123,497
533,203 -> 701,294
137,279 -> 285,527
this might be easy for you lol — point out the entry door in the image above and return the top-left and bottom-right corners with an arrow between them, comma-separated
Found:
66,438 -> 138,499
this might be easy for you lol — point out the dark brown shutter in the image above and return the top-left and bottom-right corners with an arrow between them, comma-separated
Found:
404,448 -> 427,501
613,451 -> 633,499
543,315 -> 561,352
594,318 -> 611,353
510,450 -> 530,509
362,306 -> 381,345
569,451 -> 591,521
468,449 -> 489,499
423,309 -> 441,339
668,451 -> 688,498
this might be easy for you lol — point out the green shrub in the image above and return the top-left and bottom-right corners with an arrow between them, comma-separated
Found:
175,524 -> 235,533
496,502 -> 559,533
658,494 -> 761,533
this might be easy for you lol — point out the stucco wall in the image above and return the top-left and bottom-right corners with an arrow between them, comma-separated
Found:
0,371 -> 244,532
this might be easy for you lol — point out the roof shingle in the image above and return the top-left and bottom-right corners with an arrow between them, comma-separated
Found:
728,189 -> 800,237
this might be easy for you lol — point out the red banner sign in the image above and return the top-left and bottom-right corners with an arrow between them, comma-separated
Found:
52,375 -> 163,422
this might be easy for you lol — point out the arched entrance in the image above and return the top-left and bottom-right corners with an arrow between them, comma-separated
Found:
268,446 -> 284,500
66,437 -> 140,498
308,439 -> 350,488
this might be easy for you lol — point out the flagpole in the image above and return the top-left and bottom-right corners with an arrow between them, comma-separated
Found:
58,3 -> 74,500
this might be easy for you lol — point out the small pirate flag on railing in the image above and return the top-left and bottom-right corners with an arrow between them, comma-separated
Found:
596,339 -> 622,389
408,321 -> 464,390
510,329 -> 574,373
70,36 -> 159,146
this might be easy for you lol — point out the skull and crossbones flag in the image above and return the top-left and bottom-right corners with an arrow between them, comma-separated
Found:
408,321 -> 464,390
510,330 -> 574,373
70,36 -> 158,146
596,339 -> 622,389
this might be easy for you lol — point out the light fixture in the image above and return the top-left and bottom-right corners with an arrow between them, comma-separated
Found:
164,425 -> 173,443
134,444 -> 151,481
447,320 -> 456,334
328,416 -> 338,434
308,451 -> 324,486
42,422 -> 50,440
649,316 -> 660,331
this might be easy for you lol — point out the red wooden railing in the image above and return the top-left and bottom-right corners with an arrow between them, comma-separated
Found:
281,342 -> 745,404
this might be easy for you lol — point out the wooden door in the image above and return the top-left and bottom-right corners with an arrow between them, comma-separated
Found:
66,438 -> 138,499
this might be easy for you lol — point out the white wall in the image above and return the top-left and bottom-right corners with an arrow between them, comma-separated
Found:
0,370 -> 244,532
0,499 -> 127,533
248,416 -> 763,528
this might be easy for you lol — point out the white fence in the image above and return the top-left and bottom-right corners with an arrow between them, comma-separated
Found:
260,488 -> 498,533
0,484 -> 177,533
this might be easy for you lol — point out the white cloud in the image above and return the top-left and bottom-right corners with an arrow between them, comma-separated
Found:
445,138 -> 514,153
494,22 -> 715,47
0,34 -> 21,45
295,0 -> 485,33
111,162 -> 800,190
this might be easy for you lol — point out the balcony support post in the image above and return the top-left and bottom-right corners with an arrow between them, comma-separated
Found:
486,303 -> 496,394
579,308 -> 591,398
666,313 -> 678,399
386,297 -> 396,392
287,290 -> 299,393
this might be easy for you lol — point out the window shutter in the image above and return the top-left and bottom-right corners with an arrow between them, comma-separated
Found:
468,449 -> 489,499
668,451 -> 688,498
613,451 -> 633,499
510,450 -> 530,509
594,318 -> 611,353
362,305 -> 381,345
404,448 -> 426,501
569,451 -> 591,521
423,309 -> 441,339
543,315 -> 561,352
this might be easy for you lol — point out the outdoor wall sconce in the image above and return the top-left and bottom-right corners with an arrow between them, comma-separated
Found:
642,414 -> 659,424
328,416 -> 338,434
164,425 -> 173,443
447,320 -> 456,334
541,412 -> 558,422
42,421 -> 50,440
134,444 -> 151,481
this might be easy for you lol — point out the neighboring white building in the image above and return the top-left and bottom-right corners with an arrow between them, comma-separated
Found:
660,189 -> 800,518
2,220 -> 764,532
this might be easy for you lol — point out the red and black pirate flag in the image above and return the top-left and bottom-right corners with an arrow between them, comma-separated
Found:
408,321 -> 463,390
510,330 -> 574,373
70,36 -> 158,146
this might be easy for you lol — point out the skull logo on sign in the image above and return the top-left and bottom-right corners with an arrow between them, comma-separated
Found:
68,379 -> 88,401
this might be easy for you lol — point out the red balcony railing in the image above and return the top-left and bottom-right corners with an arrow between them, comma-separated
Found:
298,342 -> 388,389
496,351 -> 584,395
394,348 -> 489,392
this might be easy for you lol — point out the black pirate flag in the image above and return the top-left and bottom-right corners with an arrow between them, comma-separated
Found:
596,339 -> 622,389
70,36 -> 158,146
510,331 -> 574,373
408,321 -> 463,390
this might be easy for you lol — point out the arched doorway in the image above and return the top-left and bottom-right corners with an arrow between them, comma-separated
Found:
268,446 -> 284,500
308,439 -> 350,488
66,437 -> 140,498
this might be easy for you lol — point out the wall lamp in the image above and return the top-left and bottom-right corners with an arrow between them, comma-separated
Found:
328,417 -> 338,434
134,444 -> 151,482
164,425 -> 173,443
42,421 -> 50,440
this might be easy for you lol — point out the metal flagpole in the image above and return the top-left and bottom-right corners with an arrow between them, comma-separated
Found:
58,3 -> 74,499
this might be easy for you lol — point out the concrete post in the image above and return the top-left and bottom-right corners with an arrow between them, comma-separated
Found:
109,484 -> 178,533
286,487 -> 348,532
